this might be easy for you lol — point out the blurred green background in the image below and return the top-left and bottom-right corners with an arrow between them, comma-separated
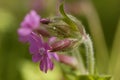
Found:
0,0 -> 120,80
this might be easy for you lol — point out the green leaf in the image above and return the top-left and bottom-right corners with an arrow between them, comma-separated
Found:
59,3 -> 78,31
97,76 -> 111,80
76,75 -> 94,80
76,75 -> 111,80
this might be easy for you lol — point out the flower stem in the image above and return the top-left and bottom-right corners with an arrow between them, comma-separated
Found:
72,47 -> 87,74
84,35 -> 95,75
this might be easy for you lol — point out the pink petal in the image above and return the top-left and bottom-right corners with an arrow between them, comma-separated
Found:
49,52 -> 59,61
47,58 -> 54,70
30,33 -> 43,46
32,53 -> 42,62
21,10 -> 40,29
29,34 -> 40,54
40,60 -> 45,72
44,43 -> 51,50
18,28 -> 32,42
18,28 -> 31,36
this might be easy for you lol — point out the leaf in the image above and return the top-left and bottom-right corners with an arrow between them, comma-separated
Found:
97,76 -> 111,80
76,75 -> 111,80
76,75 -> 94,80
59,3 -> 78,31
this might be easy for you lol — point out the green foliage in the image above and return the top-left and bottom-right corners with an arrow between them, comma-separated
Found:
76,75 -> 111,80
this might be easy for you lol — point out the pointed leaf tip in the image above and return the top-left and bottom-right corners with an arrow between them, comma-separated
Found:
59,3 -> 78,31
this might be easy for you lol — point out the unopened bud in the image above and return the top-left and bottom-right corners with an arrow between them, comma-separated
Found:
35,28 -> 50,37
46,24 -> 72,38
58,54 -> 78,69
50,38 -> 78,52
48,17 -> 76,38
40,18 -> 51,24
54,25 -> 72,37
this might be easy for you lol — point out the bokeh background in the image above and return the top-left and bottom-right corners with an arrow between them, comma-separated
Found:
0,0 -> 120,80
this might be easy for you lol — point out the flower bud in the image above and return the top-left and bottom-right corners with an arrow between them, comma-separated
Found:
40,18 -> 51,24
54,25 -> 72,37
47,17 -> 77,38
58,54 -> 78,69
35,28 -> 50,37
50,38 -> 78,52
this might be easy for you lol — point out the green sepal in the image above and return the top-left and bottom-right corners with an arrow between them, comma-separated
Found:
59,3 -> 78,31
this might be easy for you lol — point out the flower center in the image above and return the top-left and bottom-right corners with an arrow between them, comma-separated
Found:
39,47 -> 45,55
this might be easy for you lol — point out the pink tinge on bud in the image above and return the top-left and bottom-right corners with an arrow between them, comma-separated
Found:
40,18 -> 51,24
58,54 -> 77,69
50,39 -> 72,52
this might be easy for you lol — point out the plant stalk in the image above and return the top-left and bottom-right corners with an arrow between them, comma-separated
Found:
84,35 -> 95,75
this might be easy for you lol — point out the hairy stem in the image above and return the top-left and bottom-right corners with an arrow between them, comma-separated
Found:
84,35 -> 95,74
80,1 -> 109,73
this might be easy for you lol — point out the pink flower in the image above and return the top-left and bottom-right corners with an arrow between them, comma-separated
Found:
29,33 -> 59,73
18,10 -> 40,42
